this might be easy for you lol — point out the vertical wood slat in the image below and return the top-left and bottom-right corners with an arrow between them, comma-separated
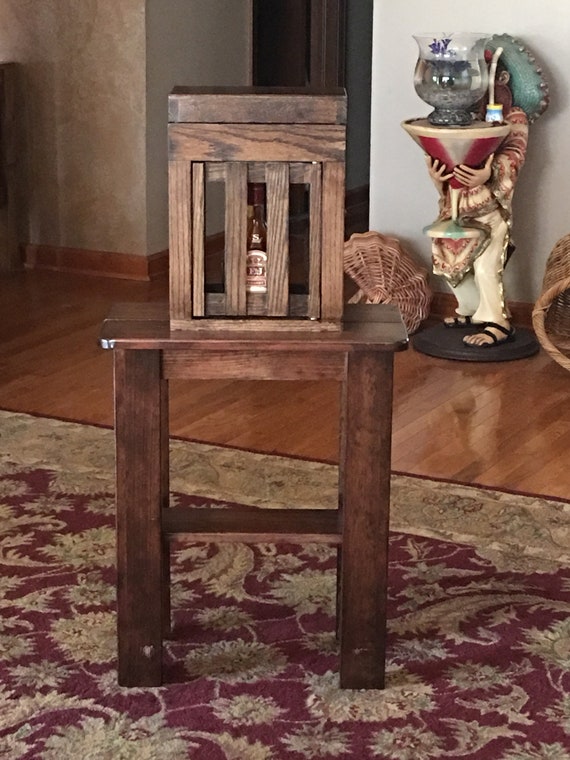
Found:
168,161 -> 192,324
307,162 -> 322,320
191,162 -> 205,316
266,162 -> 290,316
225,162 -> 248,315
320,160 -> 345,322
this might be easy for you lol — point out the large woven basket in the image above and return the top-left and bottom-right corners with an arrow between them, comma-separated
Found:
532,233 -> 570,371
344,231 -> 431,333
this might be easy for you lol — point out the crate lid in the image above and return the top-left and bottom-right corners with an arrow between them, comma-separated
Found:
168,86 -> 346,125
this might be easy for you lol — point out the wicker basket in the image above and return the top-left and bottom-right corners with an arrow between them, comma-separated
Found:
343,231 -> 432,333
532,233 -> 570,371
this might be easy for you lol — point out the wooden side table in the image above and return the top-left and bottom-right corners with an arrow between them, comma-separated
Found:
100,301 -> 408,689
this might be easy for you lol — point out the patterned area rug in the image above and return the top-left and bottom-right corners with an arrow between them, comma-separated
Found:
1,410 -> 569,759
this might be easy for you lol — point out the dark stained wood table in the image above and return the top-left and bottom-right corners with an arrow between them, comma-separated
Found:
100,301 -> 408,689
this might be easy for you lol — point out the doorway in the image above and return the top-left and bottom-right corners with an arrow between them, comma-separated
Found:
252,0 -> 346,88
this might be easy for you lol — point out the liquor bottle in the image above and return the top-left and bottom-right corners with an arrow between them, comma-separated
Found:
246,183 -> 267,293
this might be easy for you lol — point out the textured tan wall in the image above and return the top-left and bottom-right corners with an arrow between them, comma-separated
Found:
0,0 -> 250,259
50,1 -> 146,254
0,0 -> 147,255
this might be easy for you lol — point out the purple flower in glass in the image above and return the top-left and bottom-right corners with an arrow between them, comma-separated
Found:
429,38 -> 452,56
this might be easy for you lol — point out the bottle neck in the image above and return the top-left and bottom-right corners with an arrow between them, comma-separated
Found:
248,184 -> 266,251
251,202 -> 265,224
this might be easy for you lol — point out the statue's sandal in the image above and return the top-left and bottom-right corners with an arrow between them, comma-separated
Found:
444,315 -> 473,328
465,322 -> 515,347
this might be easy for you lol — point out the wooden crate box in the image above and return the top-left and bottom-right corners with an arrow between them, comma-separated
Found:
168,86 -> 347,331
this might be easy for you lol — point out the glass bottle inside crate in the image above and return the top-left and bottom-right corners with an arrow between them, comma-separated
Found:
246,183 -> 268,293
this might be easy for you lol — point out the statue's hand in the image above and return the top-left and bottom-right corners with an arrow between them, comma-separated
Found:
425,155 -> 453,188
453,153 -> 494,188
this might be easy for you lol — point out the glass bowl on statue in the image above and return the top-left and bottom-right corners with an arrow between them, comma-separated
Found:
413,34 -> 490,127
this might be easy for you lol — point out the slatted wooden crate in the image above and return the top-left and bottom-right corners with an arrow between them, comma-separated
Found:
168,86 -> 347,331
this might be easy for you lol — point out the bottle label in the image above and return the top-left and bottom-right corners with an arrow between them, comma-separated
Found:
246,250 -> 267,293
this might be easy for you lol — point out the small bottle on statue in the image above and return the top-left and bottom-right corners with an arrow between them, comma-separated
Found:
246,183 -> 268,293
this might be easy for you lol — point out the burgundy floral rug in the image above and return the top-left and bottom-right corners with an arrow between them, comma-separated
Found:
1,411 -> 569,759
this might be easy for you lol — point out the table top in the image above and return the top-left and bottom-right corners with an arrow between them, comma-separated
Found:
100,302 -> 409,354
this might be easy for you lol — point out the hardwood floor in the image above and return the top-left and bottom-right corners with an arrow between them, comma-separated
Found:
1,268 -> 568,500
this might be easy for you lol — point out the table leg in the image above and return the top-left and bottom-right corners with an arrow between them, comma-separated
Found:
160,379 -> 171,638
338,351 -> 393,689
114,348 -> 166,686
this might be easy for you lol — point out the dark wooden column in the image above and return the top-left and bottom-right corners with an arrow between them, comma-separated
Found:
253,0 -> 346,88
338,349 -> 394,688
114,348 -> 168,686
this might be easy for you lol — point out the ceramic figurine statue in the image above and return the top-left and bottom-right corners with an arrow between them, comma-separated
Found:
405,34 -> 549,350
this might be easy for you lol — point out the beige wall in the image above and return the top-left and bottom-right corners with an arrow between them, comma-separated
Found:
0,0 -> 250,259
0,0 -> 147,255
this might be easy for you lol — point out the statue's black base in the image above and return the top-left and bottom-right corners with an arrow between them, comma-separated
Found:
412,324 -> 539,362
